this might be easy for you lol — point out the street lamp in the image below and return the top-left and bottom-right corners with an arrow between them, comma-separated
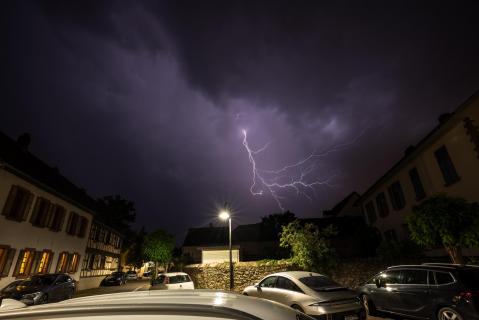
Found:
219,209 -> 233,290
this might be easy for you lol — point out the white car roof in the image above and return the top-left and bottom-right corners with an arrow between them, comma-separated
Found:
0,290 -> 311,320
267,271 -> 324,279
161,272 -> 190,276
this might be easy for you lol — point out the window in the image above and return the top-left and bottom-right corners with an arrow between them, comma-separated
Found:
299,276 -> 340,289
0,246 -> 16,277
435,145 -> 460,185
409,168 -> 426,200
260,276 -> 277,288
90,223 -> 98,240
365,201 -> 377,224
13,248 -> 35,277
56,252 -> 69,273
276,276 -> 303,292
68,253 -> 80,273
47,205 -> 66,232
388,181 -> 406,210
381,270 -> 402,284
434,271 -> 455,285
30,197 -> 51,228
2,185 -> 34,221
401,269 -> 428,285
375,192 -> 389,217
78,217 -> 89,238
36,250 -> 53,274
384,229 -> 398,243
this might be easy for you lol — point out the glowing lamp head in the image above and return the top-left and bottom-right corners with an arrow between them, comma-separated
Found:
219,211 -> 230,220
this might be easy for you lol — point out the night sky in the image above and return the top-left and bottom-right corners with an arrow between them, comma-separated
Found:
2,0 -> 479,240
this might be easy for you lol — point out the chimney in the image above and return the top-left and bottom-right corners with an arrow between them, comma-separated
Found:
17,133 -> 31,152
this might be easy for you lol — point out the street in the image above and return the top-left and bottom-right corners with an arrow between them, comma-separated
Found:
73,279 -> 396,320
74,279 -> 151,298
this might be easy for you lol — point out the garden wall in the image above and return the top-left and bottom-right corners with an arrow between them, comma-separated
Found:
183,257 -> 438,292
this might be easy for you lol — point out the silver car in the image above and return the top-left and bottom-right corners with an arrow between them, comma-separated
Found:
243,271 -> 365,320
0,290 -> 316,320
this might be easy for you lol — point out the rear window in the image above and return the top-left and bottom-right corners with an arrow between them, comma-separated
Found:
299,276 -> 341,289
434,271 -> 454,285
457,270 -> 479,289
169,275 -> 191,284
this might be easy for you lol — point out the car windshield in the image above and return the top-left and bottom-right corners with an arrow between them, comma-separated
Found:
458,269 -> 479,289
299,276 -> 344,291
127,271 -> 136,274
111,272 -> 123,276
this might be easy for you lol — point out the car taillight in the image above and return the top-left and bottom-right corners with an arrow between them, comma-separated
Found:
459,291 -> 479,302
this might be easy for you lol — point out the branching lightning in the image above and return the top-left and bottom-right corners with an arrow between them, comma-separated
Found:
241,128 -> 365,211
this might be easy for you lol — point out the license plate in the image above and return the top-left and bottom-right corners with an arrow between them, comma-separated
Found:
344,315 -> 358,320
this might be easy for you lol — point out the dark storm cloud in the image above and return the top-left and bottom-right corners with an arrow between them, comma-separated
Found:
1,0 -> 479,240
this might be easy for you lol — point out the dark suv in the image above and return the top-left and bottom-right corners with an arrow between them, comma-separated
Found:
357,263 -> 479,320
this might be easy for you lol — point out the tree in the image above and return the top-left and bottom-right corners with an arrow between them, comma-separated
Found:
96,195 -> 136,234
407,194 -> 479,264
142,229 -> 175,278
280,220 -> 337,273
121,227 -> 147,270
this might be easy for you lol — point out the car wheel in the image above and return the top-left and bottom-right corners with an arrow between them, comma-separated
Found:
291,304 -> 304,313
38,294 -> 48,305
242,292 -> 248,296
437,307 -> 463,320
361,294 -> 376,316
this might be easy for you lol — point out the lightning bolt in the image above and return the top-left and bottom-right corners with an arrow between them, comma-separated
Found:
241,128 -> 365,211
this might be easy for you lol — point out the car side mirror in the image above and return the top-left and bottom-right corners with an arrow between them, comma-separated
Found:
254,283 -> 260,289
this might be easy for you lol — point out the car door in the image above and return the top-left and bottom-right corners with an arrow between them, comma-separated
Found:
394,269 -> 433,317
181,275 -> 195,289
273,276 -> 303,306
253,276 -> 278,301
52,275 -> 69,301
368,270 -> 402,311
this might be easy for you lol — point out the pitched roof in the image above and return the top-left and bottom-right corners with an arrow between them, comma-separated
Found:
322,191 -> 359,216
0,131 -> 97,213
182,226 -> 229,247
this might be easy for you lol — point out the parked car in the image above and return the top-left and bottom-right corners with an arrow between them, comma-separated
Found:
0,290 -> 316,320
150,272 -> 195,290
243,271 -> 365,320
125,271 -> 138,280
357,263 -> 479,320
0,274 -> 76,305
142,271 -> 152,278
100,272 -> 127,286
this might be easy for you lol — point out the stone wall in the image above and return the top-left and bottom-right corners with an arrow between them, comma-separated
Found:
184,260 -> 294,292
183,257 -> 440,292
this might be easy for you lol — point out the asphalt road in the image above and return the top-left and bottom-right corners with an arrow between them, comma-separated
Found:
74,278 -> 150,298
74,280 -> 397,319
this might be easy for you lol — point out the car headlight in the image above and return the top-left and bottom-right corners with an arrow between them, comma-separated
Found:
22,292 -> 43,300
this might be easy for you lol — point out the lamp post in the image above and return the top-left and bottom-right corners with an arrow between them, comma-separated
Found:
219,209 -> 233,290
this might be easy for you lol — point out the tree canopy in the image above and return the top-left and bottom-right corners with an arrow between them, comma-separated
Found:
96,195 -> 136,234
280,220 -> 337,273
407,194 -> 479,264
143,229 -> 175,274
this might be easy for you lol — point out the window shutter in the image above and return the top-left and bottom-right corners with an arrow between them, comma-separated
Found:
1,249 -> 16,277
30,198 -> 41,224
45,203 -> 55,228
21,192 -> 34,221
12,249 -> 24,276
58,209 -> 66,232
46,252 -> 53,273
31,251 -> 42,275
2,185 -> 18,216
66,212 -> 74,234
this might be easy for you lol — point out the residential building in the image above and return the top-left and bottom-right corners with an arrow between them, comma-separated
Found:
182,225 -> 239,264
322,192 -> 362,217
79,220 -> 123,290
0,132 -> 93,289
358,90 -> 479,245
